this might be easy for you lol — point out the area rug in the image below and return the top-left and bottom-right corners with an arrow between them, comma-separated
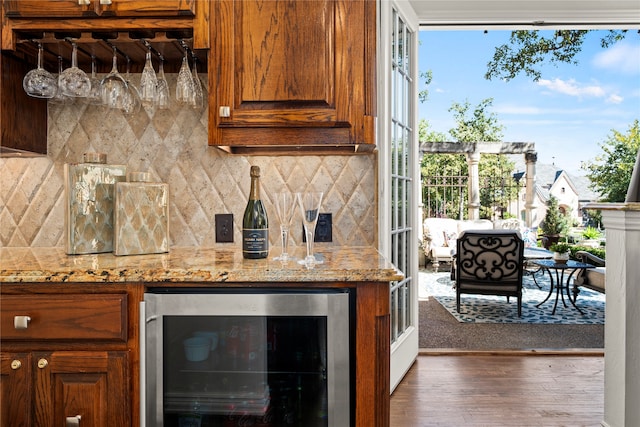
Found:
419,269 -> 605,324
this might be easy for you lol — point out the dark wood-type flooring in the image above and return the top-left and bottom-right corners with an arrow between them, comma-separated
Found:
390,353 -> 604,426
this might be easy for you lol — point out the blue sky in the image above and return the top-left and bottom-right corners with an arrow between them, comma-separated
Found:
419,30 -> 640,176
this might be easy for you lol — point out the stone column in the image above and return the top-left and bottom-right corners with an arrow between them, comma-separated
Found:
591,203 -> 640,427
466,151 -> 480,220
524,151 -> 537,227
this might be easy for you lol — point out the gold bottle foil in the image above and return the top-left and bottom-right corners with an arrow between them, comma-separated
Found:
114,172 -> 169,256
64,153 -> 126,254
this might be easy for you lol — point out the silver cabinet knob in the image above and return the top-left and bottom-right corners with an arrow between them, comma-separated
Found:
14,315 -> 31,330
66,415 -> 81,427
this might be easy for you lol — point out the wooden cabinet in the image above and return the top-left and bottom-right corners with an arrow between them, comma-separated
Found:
0,290 -> 135,426
1,0 -> 209,154
209,0 -> 377,154
4,0 -> 196,18
1,351 -> 128,427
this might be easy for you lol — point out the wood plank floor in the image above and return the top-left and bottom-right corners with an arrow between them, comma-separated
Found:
390,353 -> 604,426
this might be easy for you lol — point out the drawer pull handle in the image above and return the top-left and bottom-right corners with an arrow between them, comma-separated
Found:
14,315 -> 31,330
66,415 -> 81,427
37,358 -> 48,369
11,360 -> 22,370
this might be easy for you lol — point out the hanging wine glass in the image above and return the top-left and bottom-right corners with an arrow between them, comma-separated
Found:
84,56 -> 103,105
59,41 -> 91,98
139,48 -> 157,108
101,46 -> 128,110
190,56 -> 204,110
121,57 -> 141,115
155,57 -> 170,110
49,56 -> 71,105
23,43 -> 58,98
175,52 -> 194,106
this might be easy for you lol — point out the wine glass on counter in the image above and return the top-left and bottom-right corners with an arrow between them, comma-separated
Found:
58,41 -> 91,98
273,192 -> 298,262
22,43 -> 58,99
296,191 -> 324,268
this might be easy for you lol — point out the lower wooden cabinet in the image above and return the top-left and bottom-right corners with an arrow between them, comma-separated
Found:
1,351 -> 128,427
0,289 -> 134,426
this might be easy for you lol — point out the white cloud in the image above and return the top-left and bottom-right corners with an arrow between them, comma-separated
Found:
537,78 -> 606,98
593,42 -> 640,75
606,94 -> 624,104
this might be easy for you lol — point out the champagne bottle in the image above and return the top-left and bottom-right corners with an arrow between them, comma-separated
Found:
242,166 -> 269,259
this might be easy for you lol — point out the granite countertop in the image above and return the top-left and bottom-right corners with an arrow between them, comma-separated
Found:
0,246 -> 403,284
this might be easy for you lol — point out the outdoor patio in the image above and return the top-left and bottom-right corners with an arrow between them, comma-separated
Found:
418,264 -> 605,350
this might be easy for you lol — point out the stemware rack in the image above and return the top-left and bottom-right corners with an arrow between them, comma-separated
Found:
14,30 -> 206,74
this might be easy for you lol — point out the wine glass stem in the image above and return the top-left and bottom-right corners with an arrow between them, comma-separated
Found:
305,227 -> 314,261
280,226 -> 290,257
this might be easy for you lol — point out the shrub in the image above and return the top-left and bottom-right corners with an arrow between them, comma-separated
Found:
582,226 -> 601,240
569,245 -> 606,260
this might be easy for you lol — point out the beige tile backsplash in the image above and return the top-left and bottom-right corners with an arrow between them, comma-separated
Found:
1,74 -> 377,249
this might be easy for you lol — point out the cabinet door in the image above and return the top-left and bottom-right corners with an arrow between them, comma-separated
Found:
210,0 -> 376,152
33,351 -> 129,427
0,353 -> 33,427
3,0 -> 195,18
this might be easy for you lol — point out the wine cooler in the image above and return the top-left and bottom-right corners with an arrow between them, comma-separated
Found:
141,289 -> 352,426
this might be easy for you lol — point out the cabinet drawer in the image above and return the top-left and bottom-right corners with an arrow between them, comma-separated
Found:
1,294 -> 127,342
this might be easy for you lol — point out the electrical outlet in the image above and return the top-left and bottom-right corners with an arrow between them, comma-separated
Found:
215,214 -> 234,243
303,213 -> 332,243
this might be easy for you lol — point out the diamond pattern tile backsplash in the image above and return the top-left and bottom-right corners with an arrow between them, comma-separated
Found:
1,74 -> 377,249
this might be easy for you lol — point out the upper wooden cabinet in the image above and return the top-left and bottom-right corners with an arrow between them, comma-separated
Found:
3,0 -> 196,19
209,0 -> 377,154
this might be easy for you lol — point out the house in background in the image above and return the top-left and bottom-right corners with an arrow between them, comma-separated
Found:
508,157 -> 602,228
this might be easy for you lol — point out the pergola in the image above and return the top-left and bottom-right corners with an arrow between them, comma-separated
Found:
419,142 -> 538,226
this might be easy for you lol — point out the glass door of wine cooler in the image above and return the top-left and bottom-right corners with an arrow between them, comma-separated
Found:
142,291 -> 351,427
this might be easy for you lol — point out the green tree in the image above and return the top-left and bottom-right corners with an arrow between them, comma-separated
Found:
582,120 -> 640,202
419,99 -> 516,219
485,30 -> 629,82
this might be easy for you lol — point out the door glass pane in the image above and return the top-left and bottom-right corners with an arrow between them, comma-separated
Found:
389,7 -> 414,346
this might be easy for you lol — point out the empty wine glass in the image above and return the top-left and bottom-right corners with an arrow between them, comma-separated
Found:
155,58 -> 170,110
190,56 -> 204,110
175,52 -> 194,105
23,43 -> 57,98
59,41 -> 91,98
139,48 -> 157,108
49,56 -> 71,105
101,46 -> 128,110
297,192 -> 324,268
273,192 -> 298,262
83,56 -> 103,105
121,57 -> 141,115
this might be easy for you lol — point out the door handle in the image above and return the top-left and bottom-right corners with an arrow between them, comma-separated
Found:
14,315 -> 31,330
66,415 -> 81,427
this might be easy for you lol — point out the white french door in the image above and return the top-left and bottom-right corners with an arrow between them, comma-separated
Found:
378,0 -> 419,392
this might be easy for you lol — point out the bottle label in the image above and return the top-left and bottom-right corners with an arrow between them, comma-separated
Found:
243,229 -> 268,254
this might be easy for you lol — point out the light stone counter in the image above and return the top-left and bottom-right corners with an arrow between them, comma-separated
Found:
0,246 -> 403,284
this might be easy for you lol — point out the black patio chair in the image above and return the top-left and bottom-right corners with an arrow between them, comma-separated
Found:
455,230 -> 525,316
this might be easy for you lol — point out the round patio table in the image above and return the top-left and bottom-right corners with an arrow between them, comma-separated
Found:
523,247 -> 553,287
532,259 -> 596,315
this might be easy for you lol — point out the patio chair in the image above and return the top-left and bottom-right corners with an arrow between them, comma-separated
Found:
455,230 -> 525,316
573,251 -> 606,294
